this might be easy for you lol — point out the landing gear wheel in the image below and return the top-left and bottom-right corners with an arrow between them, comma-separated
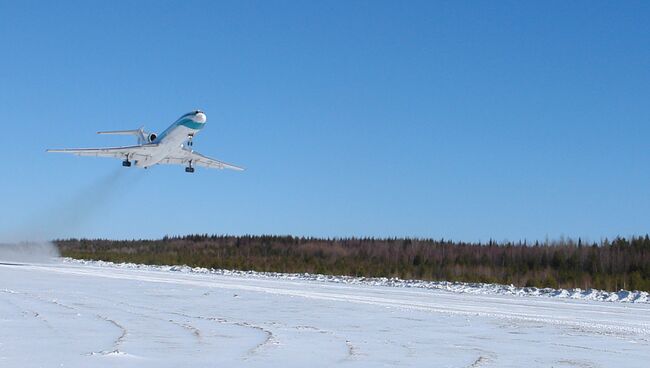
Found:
122,160 -> 132,167
185,160 -> 195,173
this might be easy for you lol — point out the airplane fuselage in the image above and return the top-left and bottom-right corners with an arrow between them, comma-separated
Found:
134,111 -> 207,168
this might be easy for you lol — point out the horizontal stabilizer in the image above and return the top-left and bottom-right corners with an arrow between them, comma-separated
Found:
97,128 -> 143,135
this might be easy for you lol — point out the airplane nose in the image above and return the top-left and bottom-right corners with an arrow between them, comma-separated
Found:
195,112 -> 207,123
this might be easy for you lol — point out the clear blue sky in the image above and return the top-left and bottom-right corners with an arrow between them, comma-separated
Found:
1,1 -> 648,242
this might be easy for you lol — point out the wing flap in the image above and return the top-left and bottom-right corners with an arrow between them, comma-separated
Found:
160,150 -> 244,171
47,144 -> 158,159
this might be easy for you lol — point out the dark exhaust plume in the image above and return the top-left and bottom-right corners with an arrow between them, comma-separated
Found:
2,168 -> 142,262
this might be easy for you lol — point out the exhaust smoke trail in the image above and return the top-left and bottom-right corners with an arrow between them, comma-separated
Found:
1,168 -> 143,262
38,168 -> 133,238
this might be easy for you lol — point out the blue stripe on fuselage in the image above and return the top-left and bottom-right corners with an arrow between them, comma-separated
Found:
177,118 -> 205,130
155,117 -> 205,143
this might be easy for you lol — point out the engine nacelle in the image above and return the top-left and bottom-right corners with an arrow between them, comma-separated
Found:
148,133 -> 157,143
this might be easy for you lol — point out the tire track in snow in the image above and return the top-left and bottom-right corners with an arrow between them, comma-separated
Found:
179,322 -> 202,341
556,359 -> 600,368
452,345 -> 497,368
0,290 -> 55,331
103,297 -> 279,357
168,307 -> 279,357
86,294 -> 279,354
468,355 -> 490,368
79,295 -> 205,344
0,288 -> 128,356
205,317 -> 278,357
89,293 -> 274,353
290,324 -> 362,361
92,315 -> 127,355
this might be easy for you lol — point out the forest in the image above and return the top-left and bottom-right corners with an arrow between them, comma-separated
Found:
56,235 -> 650,292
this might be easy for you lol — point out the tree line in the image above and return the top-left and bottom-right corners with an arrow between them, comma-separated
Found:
56,235 -> 650,292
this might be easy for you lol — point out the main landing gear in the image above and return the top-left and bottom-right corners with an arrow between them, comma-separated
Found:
185,160 -> 195,173
187,134 -> 194,147
122,154 -> 132,167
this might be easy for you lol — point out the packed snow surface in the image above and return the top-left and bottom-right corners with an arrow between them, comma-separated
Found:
1,259 -> 650,367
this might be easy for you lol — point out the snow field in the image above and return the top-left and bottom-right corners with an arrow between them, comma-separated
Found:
1,260 -> 649,367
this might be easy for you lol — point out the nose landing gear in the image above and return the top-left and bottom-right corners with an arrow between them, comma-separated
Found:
122,159 -> 131,167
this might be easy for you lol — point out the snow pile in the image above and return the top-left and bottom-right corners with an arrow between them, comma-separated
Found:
63,258 -> 650,304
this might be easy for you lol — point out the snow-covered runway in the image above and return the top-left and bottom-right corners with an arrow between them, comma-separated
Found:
1,261 -> 649,367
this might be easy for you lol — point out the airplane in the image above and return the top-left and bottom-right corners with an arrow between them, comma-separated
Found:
47,110 -> 244,173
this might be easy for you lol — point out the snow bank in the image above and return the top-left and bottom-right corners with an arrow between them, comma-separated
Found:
63,258 -> 649,304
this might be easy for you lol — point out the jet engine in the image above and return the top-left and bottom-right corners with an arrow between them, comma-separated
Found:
148,133 -> 157,143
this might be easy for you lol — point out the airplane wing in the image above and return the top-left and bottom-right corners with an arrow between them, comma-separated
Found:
160,149 -> 245,171
47,144 -> 158,159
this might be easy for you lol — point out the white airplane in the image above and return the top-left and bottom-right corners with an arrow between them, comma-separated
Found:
47,110 -> 243,173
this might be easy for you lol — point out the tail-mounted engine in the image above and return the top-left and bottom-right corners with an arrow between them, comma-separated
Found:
148,133 -> 157,143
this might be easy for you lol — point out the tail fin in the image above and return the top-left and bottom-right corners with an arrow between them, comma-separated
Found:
97,127 -> 148,144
